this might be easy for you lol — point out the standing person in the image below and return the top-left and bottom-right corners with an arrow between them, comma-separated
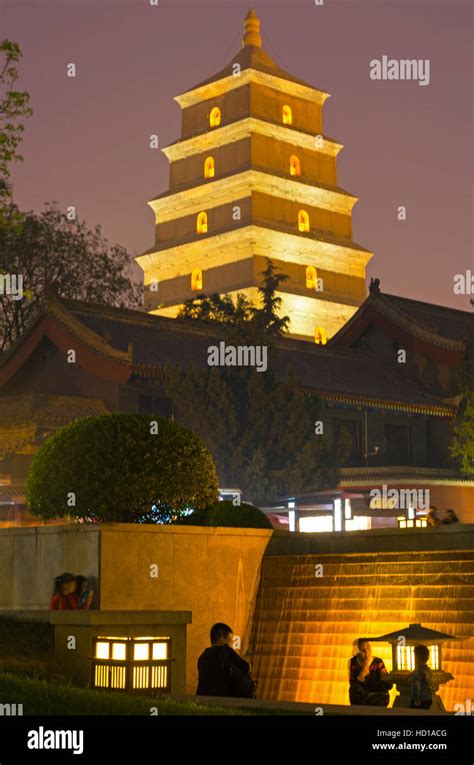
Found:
49,573 -> 78,610
349,638 -> 393,706
196,622 -> 255,698
410,645 -> 434,709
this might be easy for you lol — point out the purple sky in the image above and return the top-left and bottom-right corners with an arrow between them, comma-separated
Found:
3,0 -> 473,311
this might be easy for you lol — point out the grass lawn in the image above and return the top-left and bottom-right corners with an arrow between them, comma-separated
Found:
0,672 -> 254,716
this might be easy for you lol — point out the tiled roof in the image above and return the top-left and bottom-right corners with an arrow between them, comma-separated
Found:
381,293 -> 473,343
330,291 -> 472,351
187,42 -> 320,94
0,394 -> 110,426
64,299 -> 452,414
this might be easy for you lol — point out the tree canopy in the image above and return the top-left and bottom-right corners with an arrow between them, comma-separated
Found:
26,413 -> 219,523
0,202 -> 141,351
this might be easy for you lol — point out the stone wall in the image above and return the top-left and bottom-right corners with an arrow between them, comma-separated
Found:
0,524 -> 100,610
0,523 -> 272,694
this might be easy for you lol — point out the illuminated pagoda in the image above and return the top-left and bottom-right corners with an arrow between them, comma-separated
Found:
137,9 -> 373,342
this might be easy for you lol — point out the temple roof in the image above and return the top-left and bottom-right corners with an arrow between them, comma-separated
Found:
0,292 -> 454,417
183,9 -> 326,97
329,288 -> 472,353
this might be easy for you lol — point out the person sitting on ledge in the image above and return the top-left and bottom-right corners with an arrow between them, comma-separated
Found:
426,506 -> 441,526
410,644 -> 434,710
349,638 -> 393,707
75,575 -> 94,609
196,622 -> 255,698
49,572 -> 78,610
443,508 -> 459,525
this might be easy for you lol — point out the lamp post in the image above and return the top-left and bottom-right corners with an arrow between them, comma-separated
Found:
373,623 -> 458,710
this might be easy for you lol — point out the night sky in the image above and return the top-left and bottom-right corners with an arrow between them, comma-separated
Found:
3,0 -> 473,311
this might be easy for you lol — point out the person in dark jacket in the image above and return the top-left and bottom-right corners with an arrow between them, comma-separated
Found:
349,638 -> 393,706
196,622 -> 251,697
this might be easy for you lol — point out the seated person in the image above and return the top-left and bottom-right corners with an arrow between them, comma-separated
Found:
443,508 -> 459,525
426,506 -> 441,526
410,644 -> 434,709
49,572 -> 78,610
349,638 -> 393,706
196,622 -> 254,698
75,575 -> 94,609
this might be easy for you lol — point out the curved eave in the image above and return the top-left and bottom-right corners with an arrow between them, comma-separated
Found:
161,118 -> 343,161
175,67 -> 330,109
330,300 -> 466,361
316,390 -> 454,418
0,312 -> 132,386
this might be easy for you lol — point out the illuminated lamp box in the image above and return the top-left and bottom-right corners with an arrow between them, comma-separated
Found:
49,610 -> 191,695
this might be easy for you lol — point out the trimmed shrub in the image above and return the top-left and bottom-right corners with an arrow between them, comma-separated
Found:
26,413 -> 218,522
179,500 -> 272,529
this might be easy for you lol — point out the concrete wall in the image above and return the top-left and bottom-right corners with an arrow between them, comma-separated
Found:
0,524 -> 100,610
0,523 -> 271,694
98,524 -> 272,693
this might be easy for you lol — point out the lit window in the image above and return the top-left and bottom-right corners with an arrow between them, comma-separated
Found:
204,156 -> 215,179
152,642 -> 168,660
298,209 -> 310,232
191,267 -> 203,291
96,641 -> 110,660
196,211 -> 208,233
314,327 -> 327,345
134,642 -> 149,661
306,265 -> 317,289
209,107 -> 221,127
112,642 -> 126,661
282,105 -> 292,125
289,155 -> 300,176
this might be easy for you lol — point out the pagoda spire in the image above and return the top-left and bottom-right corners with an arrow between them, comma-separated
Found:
242,7 -> 262,48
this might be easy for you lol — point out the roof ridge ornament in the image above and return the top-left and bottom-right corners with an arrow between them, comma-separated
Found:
242,7 -> 262,48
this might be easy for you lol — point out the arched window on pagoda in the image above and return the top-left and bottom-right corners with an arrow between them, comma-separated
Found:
196,211 -> 208,234
282,105 -> 292,125
204,157 -> 215,179
314,327 -> 327,345
209,107 -> 221,127
306,265 -> 317,290
191,268 -> 203,291
298,209 -> 310,232
290,155 -> 301,176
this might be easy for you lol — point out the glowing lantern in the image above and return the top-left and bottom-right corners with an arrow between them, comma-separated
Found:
92,636 -> 171,693
373,623 -> 459,710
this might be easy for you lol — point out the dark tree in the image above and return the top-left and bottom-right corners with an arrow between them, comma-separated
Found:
0,203 -> 141,350
26,413 -> 219,523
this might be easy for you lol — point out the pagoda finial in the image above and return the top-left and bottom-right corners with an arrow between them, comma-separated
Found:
242,7 -> 262,48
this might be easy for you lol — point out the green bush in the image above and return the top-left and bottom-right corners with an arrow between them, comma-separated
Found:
26,413 -> 218,522
179,500 -> 273,529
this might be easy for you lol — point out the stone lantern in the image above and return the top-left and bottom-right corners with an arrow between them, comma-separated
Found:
372,623 -> 458,711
